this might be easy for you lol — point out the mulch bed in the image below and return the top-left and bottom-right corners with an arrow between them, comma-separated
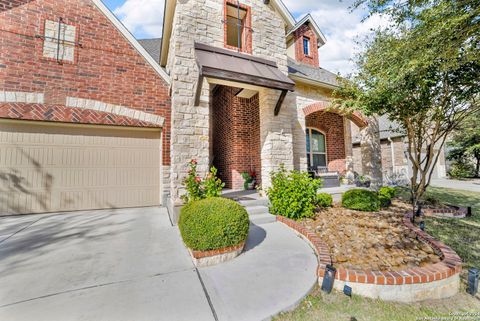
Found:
300,201 -> 441,271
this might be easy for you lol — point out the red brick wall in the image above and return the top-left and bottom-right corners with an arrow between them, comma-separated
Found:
294,23 -> 319,67
212,86 -> 260,189
0,0 -> 171,165
306,111 -> 346,173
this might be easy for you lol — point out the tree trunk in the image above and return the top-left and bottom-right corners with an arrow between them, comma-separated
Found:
476,157 -> 480,178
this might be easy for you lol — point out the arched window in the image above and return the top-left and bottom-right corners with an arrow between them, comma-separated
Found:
306,128 -> 327,169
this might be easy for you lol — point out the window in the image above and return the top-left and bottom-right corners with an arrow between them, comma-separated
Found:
303,37 -> 310,56
306,128 -> 327,169
224,1 -> 251,53
42,19 -> 76,63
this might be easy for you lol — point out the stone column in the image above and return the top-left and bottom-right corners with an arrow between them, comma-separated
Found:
360,116 -> 383,188
343,119 -> 355,183
291,93 -> 308,172
259,88 -> 294,189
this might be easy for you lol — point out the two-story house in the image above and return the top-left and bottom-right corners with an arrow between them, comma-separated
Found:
0,0 -> 383,221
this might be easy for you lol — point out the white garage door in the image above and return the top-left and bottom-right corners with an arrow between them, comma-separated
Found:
0,121 -> 162,215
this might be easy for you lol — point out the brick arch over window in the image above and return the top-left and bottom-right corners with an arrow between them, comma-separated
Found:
302,101 -> 368,128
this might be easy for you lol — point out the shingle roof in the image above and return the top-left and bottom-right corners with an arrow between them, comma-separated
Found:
287,58 -> 339,88
138,38 -> 162,63
352,115 -> 405,144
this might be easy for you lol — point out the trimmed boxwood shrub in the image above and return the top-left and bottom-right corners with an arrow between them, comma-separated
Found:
179,197 -> 249,251
316,193 -> 333,208
342,189 -> 380,211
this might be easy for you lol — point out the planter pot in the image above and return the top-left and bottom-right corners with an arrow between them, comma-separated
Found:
247,180 -> 256,190
189,242 -> 246,267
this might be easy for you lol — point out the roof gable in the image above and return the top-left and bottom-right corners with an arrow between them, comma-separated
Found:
287,14 -> 326,47
91,0 -> 170,84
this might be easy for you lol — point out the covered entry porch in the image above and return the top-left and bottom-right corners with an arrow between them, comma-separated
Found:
194,43 -> 295,190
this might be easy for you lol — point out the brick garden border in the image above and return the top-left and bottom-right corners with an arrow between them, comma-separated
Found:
188,242 -> 246,267
423,206 -> 469,219
190,242 -> 245,259
277,214 -> 462,286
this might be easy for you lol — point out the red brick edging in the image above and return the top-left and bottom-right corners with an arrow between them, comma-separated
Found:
423,206 -> 468,218
190,242 -> 246,259
277,213 -> 462,285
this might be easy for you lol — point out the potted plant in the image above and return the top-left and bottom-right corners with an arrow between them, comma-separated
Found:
355,175 -> 371,188
241,170 -> 256,190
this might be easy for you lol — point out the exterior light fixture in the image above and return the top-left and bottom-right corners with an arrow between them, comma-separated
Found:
343,285 -> 352,297
419,221 -> 425,231
263,0 -> 270,4
467,268 -> 479,296
321,264 -> 337,294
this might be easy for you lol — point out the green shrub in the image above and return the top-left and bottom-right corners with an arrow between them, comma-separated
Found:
342,189 -> 380,211
378,186 -> 396,207
316,193 -> 333,208
179,197 -> 249,251
378,186 -> 396,199
448,161 -> 475,179
267,165 -> 322,220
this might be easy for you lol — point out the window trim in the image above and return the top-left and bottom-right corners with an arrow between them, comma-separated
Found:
303,36 -> 310,56
224,0 -> 252,54
306,127 -> 327,169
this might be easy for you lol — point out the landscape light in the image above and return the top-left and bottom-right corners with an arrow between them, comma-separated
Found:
343,285 -> 352,297
467,268 -> 479,296
419,221 -> 425,231
321,264 -> 337,294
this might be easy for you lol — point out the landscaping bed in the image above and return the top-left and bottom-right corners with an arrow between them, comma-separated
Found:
300,201 -> 441,271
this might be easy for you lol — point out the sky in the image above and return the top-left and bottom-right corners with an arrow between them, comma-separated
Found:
102,0 -> 388,75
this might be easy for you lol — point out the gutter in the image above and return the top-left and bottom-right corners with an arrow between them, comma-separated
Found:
289,74 -> 338,90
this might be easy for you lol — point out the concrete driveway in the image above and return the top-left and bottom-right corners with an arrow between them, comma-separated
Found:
0,207 -> 317,321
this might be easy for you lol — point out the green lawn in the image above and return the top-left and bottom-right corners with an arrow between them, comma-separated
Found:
396,186 -> 480,279
275,186 -> 480,321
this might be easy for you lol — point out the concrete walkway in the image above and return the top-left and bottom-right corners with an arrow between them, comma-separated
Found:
0,207 -> 317,321
431,178 -> 480,193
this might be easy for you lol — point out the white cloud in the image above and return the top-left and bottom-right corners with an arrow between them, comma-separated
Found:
114,0 -> 165,38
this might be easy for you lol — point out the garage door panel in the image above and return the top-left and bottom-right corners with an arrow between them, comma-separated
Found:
0,122 -> 161,215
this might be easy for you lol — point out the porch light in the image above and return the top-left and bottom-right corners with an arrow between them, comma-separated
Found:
419,221 -> 425,231
467,268 -> 479,296
343,285 -> 352,297
321,264 -> 336,294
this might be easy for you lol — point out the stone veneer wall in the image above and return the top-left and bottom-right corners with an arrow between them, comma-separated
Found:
167,0 -> 295,205
305,111 -> 346,173
212,86 -> 261,189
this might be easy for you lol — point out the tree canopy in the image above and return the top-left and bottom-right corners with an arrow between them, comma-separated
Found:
334,0 -> 480,210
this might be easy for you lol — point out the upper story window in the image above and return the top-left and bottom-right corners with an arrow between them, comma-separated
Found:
42,18 -> 77,63
224,0 -> 252,53
303,37 -> 310,56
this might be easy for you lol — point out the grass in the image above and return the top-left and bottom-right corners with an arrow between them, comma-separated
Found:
276,286 -> 480,321
396,186 -> 480,279
275,186 -> 480,321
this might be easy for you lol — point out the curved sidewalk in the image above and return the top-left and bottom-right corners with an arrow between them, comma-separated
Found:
0,208 -> 317,321
199,222 -> 318,321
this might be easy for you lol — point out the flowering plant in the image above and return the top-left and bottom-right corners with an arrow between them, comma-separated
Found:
182,160 -> 225,203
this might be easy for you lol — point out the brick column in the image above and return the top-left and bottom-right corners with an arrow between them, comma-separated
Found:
360,116 -> 383,188
259,88 -> 294,189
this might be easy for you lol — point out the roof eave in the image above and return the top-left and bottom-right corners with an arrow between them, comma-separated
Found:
289,74 -> 338,90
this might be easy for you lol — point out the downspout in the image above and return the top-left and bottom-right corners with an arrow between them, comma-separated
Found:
388,137 -> 395,172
